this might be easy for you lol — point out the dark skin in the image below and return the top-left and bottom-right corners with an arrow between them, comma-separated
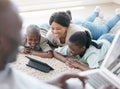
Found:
54,42 -> 90,71
20,33 -> 53,58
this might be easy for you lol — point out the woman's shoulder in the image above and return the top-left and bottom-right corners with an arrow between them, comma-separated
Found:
68,24 -> 90,33
46,30 -> 53,37
46,30 -> 56,40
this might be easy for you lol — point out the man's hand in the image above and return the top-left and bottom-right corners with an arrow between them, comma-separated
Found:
47,73 -> 87,89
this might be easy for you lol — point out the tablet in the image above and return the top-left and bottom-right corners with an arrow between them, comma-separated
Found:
26,56 -> 54,73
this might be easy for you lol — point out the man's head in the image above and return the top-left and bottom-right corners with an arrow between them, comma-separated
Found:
0,0 -> 22,70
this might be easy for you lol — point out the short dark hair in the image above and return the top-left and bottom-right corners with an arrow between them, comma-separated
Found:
26,24 -> 40,35
69,31 -> 102,49
49,11 -> 70,27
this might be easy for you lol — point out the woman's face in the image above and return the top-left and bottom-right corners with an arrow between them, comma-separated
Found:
26,33 -> 39,48
68,42 -> 85,56
50,22 -> 67,38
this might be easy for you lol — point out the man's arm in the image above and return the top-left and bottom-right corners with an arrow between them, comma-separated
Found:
47,73 -> 87,89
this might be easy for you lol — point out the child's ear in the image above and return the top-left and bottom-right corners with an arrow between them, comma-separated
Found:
81,46 -> 86,51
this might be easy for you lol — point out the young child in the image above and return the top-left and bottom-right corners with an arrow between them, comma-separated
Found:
20,24 -> 53,58
54,31 -> 114,71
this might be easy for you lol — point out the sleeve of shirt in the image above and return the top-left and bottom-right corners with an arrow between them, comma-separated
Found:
86,54 -> 100,69
40,37 -> 52,52
54,46 -> 69,56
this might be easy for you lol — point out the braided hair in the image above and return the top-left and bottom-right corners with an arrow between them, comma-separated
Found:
69,31 -> 102,49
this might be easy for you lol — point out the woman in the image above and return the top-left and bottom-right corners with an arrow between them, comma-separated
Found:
46,11 -> 88,47
46,10 -> 120,47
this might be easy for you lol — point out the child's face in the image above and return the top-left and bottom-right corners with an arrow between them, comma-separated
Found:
26,33 -> 40,48
68,42 -> 85,56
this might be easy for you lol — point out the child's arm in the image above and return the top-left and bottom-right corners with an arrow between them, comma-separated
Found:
53,51 -> 69,63
68,60 -> 90,71
30,51 -> 53,58
54,51 -> 90,71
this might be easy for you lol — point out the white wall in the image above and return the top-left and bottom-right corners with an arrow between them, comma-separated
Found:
18,0 -> 119,12
77,0 -> 111,5
113,0 -> 120,4
18,0 -> 113,12
76,0 -> 120,5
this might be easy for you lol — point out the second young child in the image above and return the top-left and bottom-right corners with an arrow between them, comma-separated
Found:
54,31 -> 114,71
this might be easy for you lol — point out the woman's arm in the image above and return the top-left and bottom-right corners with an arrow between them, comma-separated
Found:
30,51 -> 53,58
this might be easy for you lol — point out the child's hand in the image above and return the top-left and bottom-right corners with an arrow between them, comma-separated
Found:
70,60 -> 81,69
23,48 -> 31,54
66,59 -> 81,69
65,60 -> 71,66
29,51 -> 36,55
65,59 -> 75,68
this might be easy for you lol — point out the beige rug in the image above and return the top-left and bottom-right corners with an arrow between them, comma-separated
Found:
12,54 -> 80,80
